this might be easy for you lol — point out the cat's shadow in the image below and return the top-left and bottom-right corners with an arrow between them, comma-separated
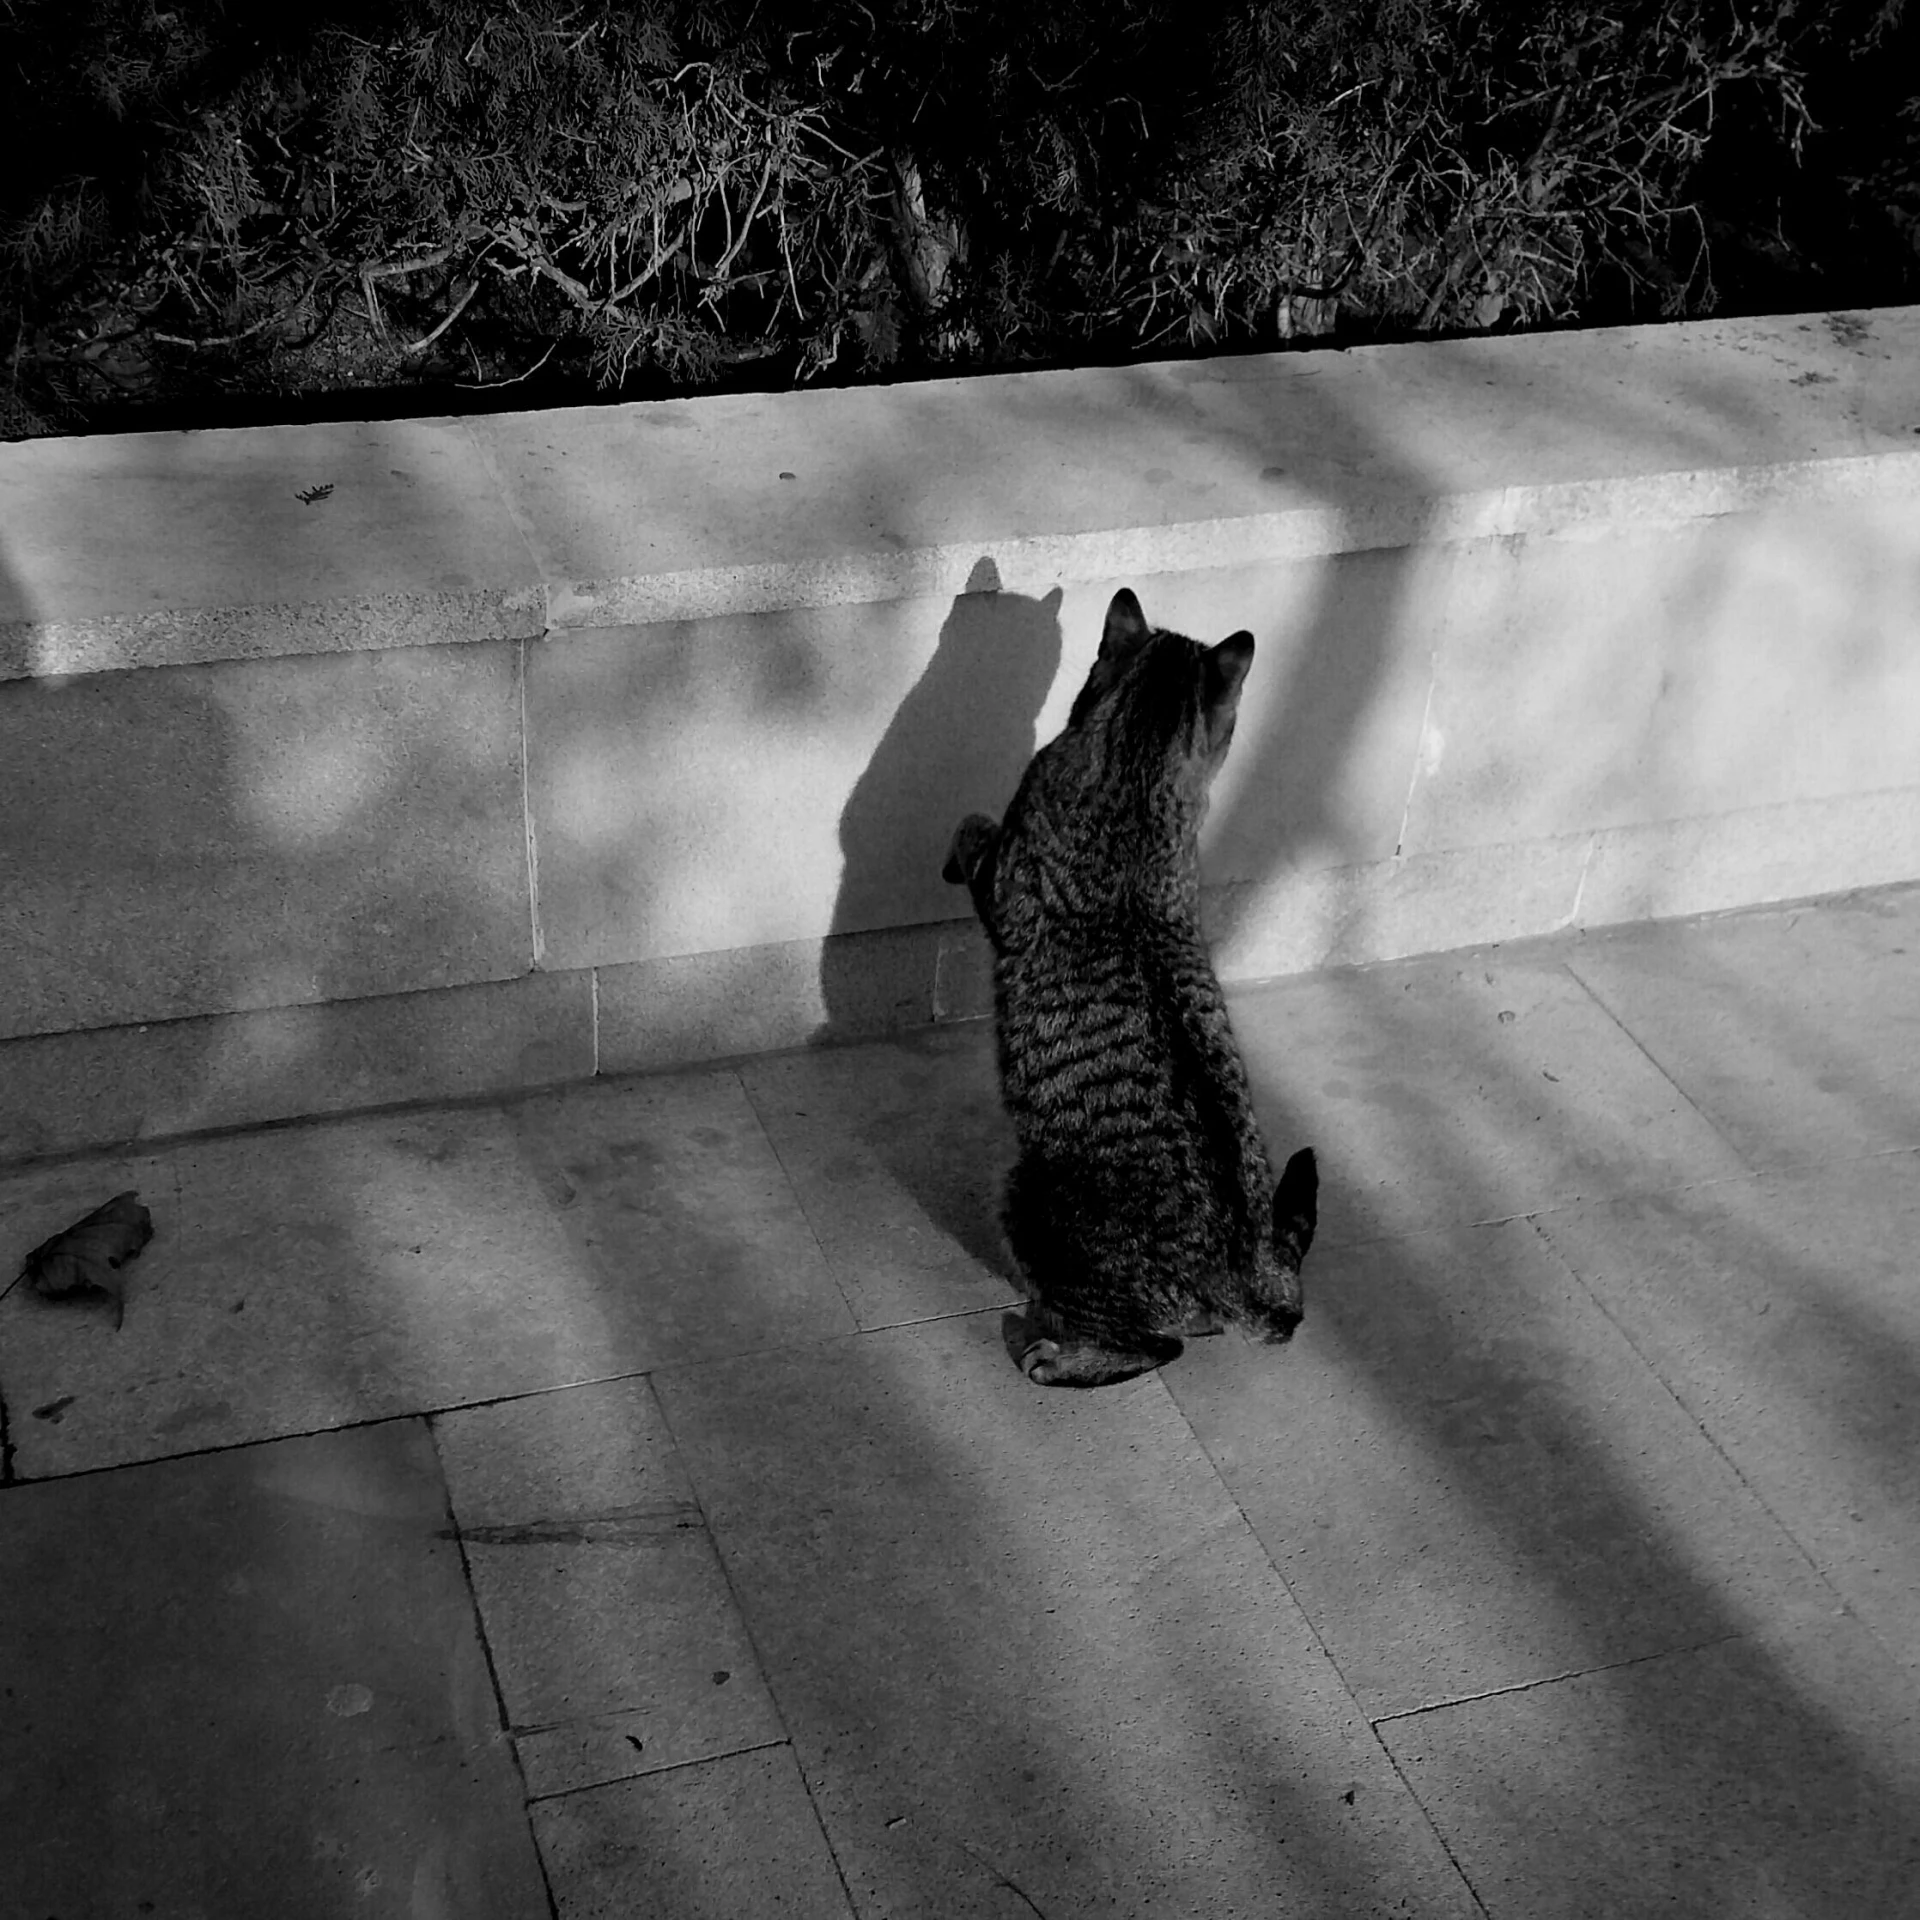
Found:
813,557 -> 1062,1275
816,558 -> 1061,1044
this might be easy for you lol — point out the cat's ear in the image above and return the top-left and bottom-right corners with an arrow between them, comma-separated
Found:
1100,589 -> 1152,661
1203,631 -> 1256,739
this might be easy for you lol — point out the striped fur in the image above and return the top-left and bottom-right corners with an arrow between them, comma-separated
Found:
944,588 -> 1318,1387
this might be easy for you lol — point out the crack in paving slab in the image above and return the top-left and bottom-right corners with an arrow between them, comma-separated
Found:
1370,1633 -> 1749,1726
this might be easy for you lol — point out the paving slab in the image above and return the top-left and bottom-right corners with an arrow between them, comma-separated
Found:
1564,886 -> 1920,1169
1532,1150 -> 1920,1677
737,1025 -> 1020,1330
504,1069 -> 859,1362
1164,1216 -> 1836,1720
434,1376 -> 785,1798
0,1106 -> 603,1476
0,1420 -> 547,1920
655,1311 -> 1480,1920
1378,1619 -> 1920,1920
1227,942 -> 1751,1245
531,1746 -> 852,1919
0,1071 -> 868,1478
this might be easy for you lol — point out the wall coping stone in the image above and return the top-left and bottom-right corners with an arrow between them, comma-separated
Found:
4,307 -> 1918,681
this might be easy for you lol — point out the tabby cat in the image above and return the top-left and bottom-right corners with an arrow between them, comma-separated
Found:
944,588 -> 1318,1387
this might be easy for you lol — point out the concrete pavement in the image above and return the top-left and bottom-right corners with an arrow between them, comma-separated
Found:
3,882 -> 1917,1917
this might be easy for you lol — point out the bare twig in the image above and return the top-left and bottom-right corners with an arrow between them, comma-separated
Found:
710,150 -> 779,284
455,340 -> 558,388
362,246 -> 457,281
401,276 -> 478,353
149,308 -> 286,348
601,227 -> 687,309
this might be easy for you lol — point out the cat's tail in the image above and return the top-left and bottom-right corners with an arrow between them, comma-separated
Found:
1250,1147 -> 1317,1346
1273,1146 -> 1318,1274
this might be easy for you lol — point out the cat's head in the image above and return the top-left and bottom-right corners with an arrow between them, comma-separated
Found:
1066,588 -> 1255,791
948,590 -> 1256,932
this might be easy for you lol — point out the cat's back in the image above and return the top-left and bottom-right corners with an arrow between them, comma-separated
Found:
995,902 -> 1241,1203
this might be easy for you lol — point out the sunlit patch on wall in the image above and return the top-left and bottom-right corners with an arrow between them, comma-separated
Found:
238,728 -> 388,843
548,743 -> 632,845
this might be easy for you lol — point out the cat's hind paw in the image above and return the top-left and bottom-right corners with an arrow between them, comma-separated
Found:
1253,1308 -> 1302,1346
1002,1306 -> 1180,1386
1173,1306 -> 1225,1337
1019,1338 -> 1062,1383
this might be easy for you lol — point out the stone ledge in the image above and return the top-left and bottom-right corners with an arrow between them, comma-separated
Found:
4,307 -> 1916,679
0,416 -> 549,681
522,450 -> 1920,632
5,586 -> 546,682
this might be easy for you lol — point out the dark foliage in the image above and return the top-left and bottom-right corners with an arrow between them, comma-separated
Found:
2,1 -> 1914,434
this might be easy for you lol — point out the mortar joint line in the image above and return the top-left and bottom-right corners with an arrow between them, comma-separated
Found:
521,1737 -> 792,1806
1366,1720 -> 1496,1919
1561,832 -> 1598,930
1192,1469 -> 1492,1918
455,415 -> 553,624
1523,1203 -> 1878,1643
1157,1372 -> 1422,1871
1370,1632 -> 1747,1729
1555,956 -> 1748,1164
423,1413 -> 565,1920
1390,647 -> 1440,861
732,1074 -> 864,1330
643,1377 -> 863,1916
519,639 -> 544,972
951,1833 -> 1050,1917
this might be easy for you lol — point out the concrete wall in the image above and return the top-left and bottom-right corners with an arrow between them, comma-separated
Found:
4,309 -> 1919,1160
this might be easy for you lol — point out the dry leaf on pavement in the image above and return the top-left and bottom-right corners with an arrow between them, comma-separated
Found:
13,1191 -> 154,1330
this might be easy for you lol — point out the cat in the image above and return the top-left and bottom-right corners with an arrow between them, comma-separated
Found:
943,587 -> 1318,1387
